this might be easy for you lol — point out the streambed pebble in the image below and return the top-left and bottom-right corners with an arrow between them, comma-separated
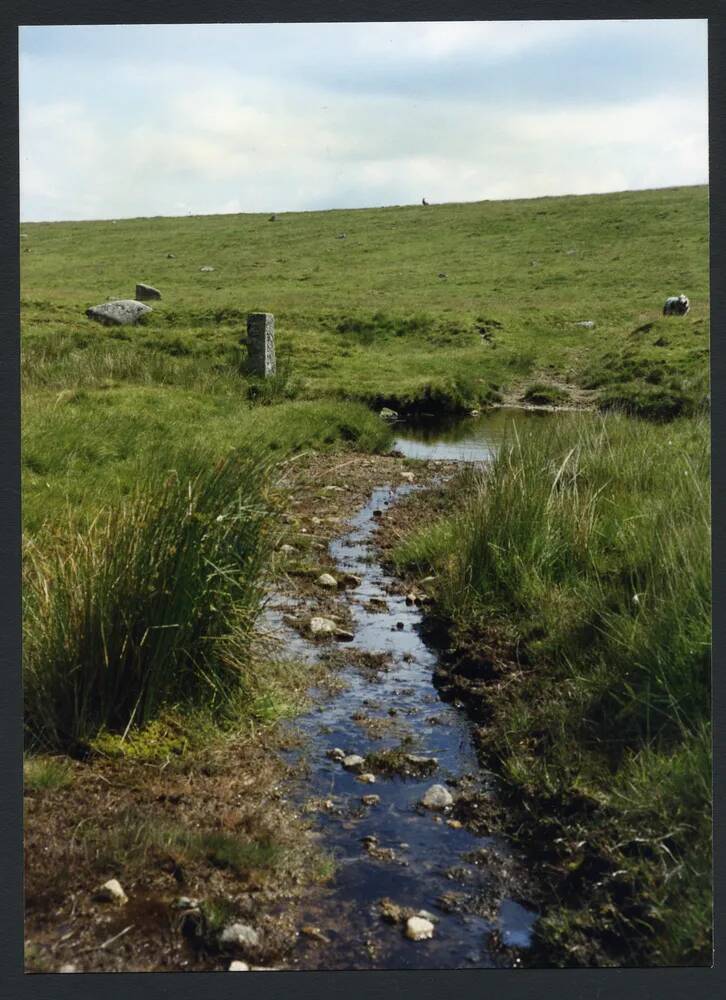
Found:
405,916 -> 435,941
421,784 -> 454,809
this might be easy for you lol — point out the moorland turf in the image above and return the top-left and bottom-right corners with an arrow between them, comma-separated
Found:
21,185 -> 710,969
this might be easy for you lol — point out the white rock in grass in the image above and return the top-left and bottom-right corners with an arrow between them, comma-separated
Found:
405,916 -> 435,941
229,960 -> 250,971
316,573 -> 338,589
95,878 -> 128,905
421,784 -> 453,810
173,896 -> 200,910
86,300 -> 151,326
220,923 -> 259,948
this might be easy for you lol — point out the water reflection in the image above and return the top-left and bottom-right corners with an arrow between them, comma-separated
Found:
393,407 -> 552,462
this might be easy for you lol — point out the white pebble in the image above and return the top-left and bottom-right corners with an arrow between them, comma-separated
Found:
405,916 -> 435,941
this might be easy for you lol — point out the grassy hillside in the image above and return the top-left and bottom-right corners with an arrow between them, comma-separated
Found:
20,185 -> 710,729
21,187 -> 710,968
20,184 -> 711,732
21,185 -> 709,416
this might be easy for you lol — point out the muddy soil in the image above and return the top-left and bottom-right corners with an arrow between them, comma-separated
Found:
24,728 -> 319,972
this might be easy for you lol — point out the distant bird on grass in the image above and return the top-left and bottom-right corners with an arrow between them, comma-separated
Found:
422,197 -> 429,206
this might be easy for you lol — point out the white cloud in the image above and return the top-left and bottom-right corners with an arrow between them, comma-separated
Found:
350,20 -> 590,61
19,22 -> 709,221
514,95 -> 707,147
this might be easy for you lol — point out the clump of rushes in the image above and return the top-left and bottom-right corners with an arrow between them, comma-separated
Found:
23,755 -> 74,791
23,447 -> 277,751
394,412 -> 711,964
427,413 -> 710,744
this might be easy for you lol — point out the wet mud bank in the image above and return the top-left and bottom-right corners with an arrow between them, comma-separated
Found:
401,615 -> 666,968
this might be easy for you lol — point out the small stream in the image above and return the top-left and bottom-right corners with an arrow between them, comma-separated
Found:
268,411 -> 546,969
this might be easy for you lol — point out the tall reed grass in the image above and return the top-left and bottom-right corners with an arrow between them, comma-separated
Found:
403,413 -> 710,752
24,448 -> 277,750
394,412 -> 711,962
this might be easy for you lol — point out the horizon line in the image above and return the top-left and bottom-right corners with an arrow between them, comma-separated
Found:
19,181 -> 709,226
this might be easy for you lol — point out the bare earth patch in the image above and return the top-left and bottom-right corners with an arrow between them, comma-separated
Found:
24,729 -> 326,972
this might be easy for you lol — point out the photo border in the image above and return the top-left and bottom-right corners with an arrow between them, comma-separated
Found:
1,3 -> 722,998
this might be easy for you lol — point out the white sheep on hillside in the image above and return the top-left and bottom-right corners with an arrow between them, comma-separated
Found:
663,294 -> 690,316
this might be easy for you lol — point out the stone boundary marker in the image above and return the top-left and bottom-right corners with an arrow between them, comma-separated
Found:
136,283 -> 161,300
242,313 -> 276,377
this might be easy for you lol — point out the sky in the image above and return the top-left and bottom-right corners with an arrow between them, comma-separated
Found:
19,20 -> 709,222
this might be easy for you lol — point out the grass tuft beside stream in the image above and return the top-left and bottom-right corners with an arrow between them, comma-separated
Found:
23,450 -> 277,750
393,411 -> 711,965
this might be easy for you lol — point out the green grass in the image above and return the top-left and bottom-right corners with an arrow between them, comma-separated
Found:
85,807 -> 283,880
22,388 -> 392,534
21,286 -> 393,751
21,185 -> 709,415
87,654 -> 325,765
393,411 -> 711,965
23,450 -> 277,750
23,756 -> 74,792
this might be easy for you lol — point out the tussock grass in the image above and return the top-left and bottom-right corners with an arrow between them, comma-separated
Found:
23,450 -> 277,750
23,756 -> 74,791
403,413 -> 710,748
394,412 -> 711,963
